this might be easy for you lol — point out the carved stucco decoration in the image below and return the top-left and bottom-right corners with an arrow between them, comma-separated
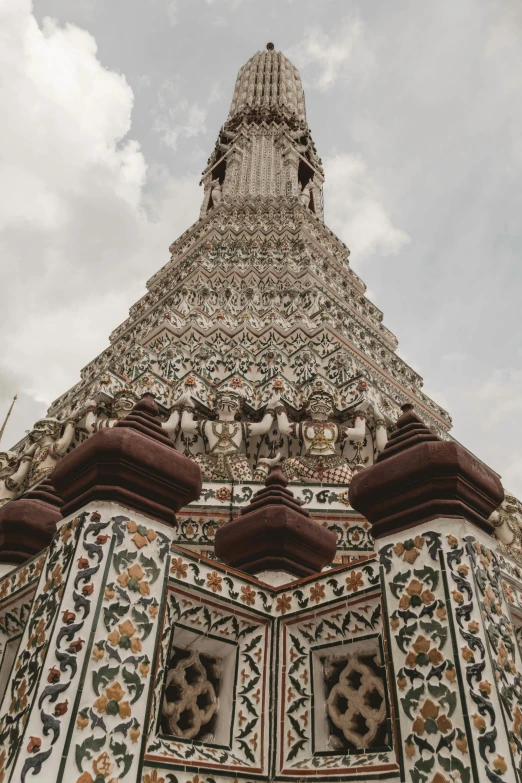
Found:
325,647 -> 386,749
491,493 -> 522,565
162,649 -> 219,740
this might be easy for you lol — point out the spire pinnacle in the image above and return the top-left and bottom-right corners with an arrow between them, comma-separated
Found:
228,46 -> 307,125
201,45 -> 323,216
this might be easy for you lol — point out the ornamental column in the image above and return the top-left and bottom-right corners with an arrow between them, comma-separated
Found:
0,394 -> 201,783
349,404 -> 522,783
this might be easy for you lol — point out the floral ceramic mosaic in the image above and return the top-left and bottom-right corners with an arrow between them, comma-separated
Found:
379,520 -> 522,783
0,504 -> 173,783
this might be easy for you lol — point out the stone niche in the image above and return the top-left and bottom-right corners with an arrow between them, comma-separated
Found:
160,627 -> 238,746
312,636 -> 389,753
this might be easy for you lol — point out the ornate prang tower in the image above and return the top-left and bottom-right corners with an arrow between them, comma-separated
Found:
1,45 -> 522,783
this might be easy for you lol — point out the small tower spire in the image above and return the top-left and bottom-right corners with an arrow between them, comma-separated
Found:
0,394 -> 17,446
227,44 -> 307,123
200,44 -> 324,217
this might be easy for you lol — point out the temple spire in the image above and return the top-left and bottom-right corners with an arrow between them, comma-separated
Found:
200,44 -> 324,217
0,394 -> 17,445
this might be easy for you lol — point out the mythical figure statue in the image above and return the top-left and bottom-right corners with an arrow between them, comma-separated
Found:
210,179 -> 222,207
0,444 -> 37,506
85,389 -> 139,433
490,494 -> 522,563
26,416 -> 77,486
276,388 -> 368,484
299,181 -> 313,208
161,399 -> 184,441
177,390 -> 279,481
373,405 -> 388,454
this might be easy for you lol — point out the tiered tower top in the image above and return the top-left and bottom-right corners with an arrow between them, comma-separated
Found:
228,44 -> 307,124
201,44 -> 324,217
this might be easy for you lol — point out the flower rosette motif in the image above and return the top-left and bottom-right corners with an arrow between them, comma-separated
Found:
276,594 -> 292,615
393,535 -> 426,565
126,520 -> 157,550
345,571 -> 364,592
93,681 -> 132,719
117,563 -> 151,596
170,557 -> 188,580
240,584 -> 256,606
106,619 -> 143,654
215,486 -> 232,503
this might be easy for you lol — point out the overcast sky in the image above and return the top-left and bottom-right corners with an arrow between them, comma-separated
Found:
1,0 -> 521,496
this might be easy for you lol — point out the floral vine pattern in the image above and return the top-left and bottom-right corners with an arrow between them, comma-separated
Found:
452,536 -> 522,782
0,507 -> 172,783
0,552 -> 45,604
380,524 -> 522,783
61,513 -> 171,783
0,583 -> 37,736
0,515 -> 81,782
380,530 -> 473,783
20,509 -> 117,782
0,597 -> 32,639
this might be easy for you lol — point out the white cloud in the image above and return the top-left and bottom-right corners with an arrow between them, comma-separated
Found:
205,0 -> 243,7
0,0 -> 202,445
287,15 -> 375,90
160,0 -> 242,27
442,352 -> 468,363
134,73 -> 151,90
165,0 -> 179,26
153,0 -> 184,27
501,454 -> 522,499
153,78 -> 207,151
475,369 -> 522,429
323,153 -> 410,262
448,368 -> 522,496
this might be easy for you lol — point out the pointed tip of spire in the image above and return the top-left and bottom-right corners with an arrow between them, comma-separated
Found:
265,463 -> 288,488
228,44 -> 307,125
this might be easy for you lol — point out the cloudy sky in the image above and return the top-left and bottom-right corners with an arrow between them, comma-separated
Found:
1,0 -> 521,496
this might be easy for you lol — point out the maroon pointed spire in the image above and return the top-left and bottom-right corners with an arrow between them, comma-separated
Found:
349,404 -> 504,538
0,479 -> 63,564
215,465 -> 336,577
52,393 -> 202,525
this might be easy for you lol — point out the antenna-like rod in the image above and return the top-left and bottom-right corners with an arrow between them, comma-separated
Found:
0,394 -> 17,445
